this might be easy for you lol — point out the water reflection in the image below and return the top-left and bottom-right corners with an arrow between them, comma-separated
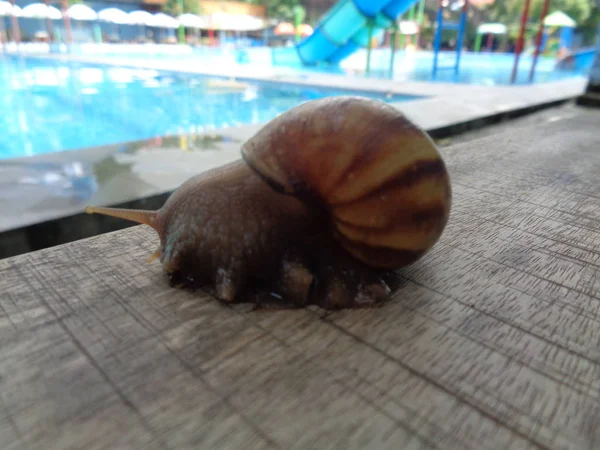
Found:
0,54 -> 411,159
0,159 -> 98,201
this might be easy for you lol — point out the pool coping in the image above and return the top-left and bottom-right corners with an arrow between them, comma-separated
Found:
0,52 -> 589,258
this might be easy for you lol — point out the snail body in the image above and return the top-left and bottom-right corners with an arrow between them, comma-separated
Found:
86,96 -> 451,310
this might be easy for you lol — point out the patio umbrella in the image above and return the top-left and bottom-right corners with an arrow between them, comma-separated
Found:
66,4 -> 96,21
97,7 -> 130,25
474,22 -> 506,52
177,13 -> 204,44
128,10 -> 156,26
0,1 -> 20,15
66,4 -> 100,42
399,20 -> 418,35
274,21 -> 294,35
21,3 -> 61,19
97,7 -> 130,42
235,15 -> 264,32
152,12 -> 178,43
477,23 -> 507,34
209,12 -> 264,45
21,3 -> 61,42
296,23 -> 313,37
543,11 -> 577,51
543,11 -> 576,28
128,9 -> 157,40
177,13 -> 204,29
153,12 -> 178,29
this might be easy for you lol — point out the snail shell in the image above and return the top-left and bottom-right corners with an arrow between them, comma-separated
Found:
85,96 -> 451,309
242,96 -> 452,270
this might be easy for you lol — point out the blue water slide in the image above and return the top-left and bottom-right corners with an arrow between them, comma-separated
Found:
296,0 -> 419,65
555,46 -> 598,72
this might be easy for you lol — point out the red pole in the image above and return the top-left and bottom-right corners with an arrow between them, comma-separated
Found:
528,0 -> 551,82
61,0 -> 72,45
9,0 -> 20,44
486,33 -> 494,51
510,0 -> 531,84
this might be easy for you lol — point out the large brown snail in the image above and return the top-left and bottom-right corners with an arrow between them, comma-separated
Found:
85,96 -> 452,310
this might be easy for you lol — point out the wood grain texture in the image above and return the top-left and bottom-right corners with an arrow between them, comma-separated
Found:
1,106 -> 600,449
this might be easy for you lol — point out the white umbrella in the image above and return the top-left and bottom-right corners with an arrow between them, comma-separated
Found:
97,7 -> 131,25
66,4 -> 100,43
152,12 -> 178,29
477,23 -> 507,35
0,1 -> 21,16
21,3 -> 61,19
238,16 -> 264,31
128,10 -> 157,41
151,12 -> 178,44
97,7 -> 130,42
211,12 -> 264,32
543,11 -> 577,28
177,13 -> 205,29
66,4 -> 97,21
128,10 -> 157,26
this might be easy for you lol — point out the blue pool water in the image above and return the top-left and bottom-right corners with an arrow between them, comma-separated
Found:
271,47 -> 592,85
76,44 -> 592,86
0,55 -> 418,160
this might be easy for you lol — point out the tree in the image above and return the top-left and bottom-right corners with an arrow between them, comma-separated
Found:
478,0 -> 595,42
485,0 -> 594,27
242,0 -> 302,22
577,3 -> 600,44
163,0 -> 201,16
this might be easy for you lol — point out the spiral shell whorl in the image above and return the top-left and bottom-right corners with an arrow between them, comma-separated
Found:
241,96 -> 451,270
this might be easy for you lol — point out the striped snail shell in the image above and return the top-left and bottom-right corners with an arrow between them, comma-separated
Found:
241,96 -> 452,270
85,96 -> 452,310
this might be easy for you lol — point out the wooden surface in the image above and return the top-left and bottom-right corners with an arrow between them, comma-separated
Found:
1,106 -> 600,450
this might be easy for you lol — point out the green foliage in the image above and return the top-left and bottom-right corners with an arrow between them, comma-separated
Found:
577,4 -> 600,44
486,0 -> 594,27
241,0 -> 302,21
480,0 -> 595,40
163,0 -> 200,16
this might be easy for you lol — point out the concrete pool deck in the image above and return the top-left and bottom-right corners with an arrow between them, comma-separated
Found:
0,52 -> 589,258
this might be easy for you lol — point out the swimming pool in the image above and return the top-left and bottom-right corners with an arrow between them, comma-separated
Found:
0,55 -> 418,160
339,49 -> 591,85
62,43 -> 592,86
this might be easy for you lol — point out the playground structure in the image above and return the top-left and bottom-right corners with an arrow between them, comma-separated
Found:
295,0 -> 422,67
0,0 -> 595,84
291,0 -> 591,83
473,23 -> 507,52
474,10 -> 580,57
431,0 -> 469,79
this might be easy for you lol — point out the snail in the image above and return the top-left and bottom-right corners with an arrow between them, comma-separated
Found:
85,96 -> 451,310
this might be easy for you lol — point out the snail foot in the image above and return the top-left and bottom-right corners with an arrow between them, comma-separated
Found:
307,247 -> 394,310
313,275 -> 391,310
277,258 -> 315,307
214,268 -> 239,302
250,292 -> 304,311
354,279 -> 392,307
167,271 -> 198,290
